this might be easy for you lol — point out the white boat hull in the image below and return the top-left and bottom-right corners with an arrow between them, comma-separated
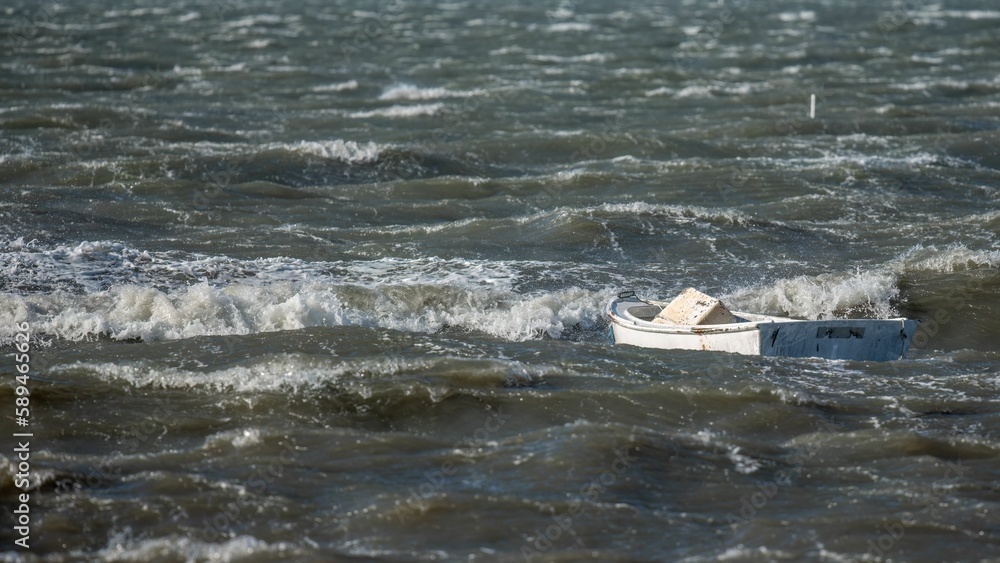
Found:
607,295 -> 919,361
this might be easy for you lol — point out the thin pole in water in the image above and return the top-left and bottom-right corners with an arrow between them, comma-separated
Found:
809,94 -> 816,119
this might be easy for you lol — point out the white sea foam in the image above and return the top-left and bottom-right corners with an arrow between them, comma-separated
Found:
210,62 -> 246,73
204,428 -> 263,449
596,202 -> 765,227
0,239 -> 609,343
223,14 -> 285,29
311,80 -> 359,92
72,356 -> 368,393
891,78 -> 1000,93
69,354 -> 549,393
1,240 -> 522,294
349,103 -> 443,118
708,546 -> 794,561
644,86 -> 673,97
488,46 -> 526,56
755,152 -> 956,171
727,447 -> 761,474
674,85 -> 714,98
11,283 -> 604,343
547,22 -> 592,32
889,244 -> 1000,273
528,53 -> 613,64
673,83 -> 757,98
378,84 -> 480,101
98,534 -> 299,562
267,139 -> 384,162
3,233 -> 992,345
724,270 -> 900,320
778,10 -> 816,22
936,10 -> 1000,19
246,39 -> 273,49
103,8 -> 171,18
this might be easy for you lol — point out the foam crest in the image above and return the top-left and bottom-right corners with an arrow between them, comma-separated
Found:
2,276 -> 607,343
725,270 -> 900,320
264,139 -> 384,163
0,238 -> 153,295
70,356 -> 407,393
38,282 -> 354,342
1,239 -> 523,295
752,153 -> 968,170
67,355 -> 547,393
311,80 -> 359,92
891,244 -> 1000,273
204,428 -> 263,449
936,9 -> 1000,19
547,22 -> 593,32
349,104 -> 443,118
98,535 -> 300,562
528,53 -> 612,63
337,257 -> 519,288
378,84 -> 480,101
595,201 -> 763,227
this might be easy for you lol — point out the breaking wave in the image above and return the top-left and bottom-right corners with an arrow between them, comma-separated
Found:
0,239 -> 608,343
724,270 -> 900,320
63,354 -> 550,393
2,238 -> 993,344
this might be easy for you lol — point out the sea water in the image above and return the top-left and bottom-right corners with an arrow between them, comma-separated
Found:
1,0 -> 999,560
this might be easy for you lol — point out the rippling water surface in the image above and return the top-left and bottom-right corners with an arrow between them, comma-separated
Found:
1,0 -> 999,560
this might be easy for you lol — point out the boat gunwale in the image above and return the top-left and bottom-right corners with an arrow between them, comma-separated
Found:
606,297 -> 912,336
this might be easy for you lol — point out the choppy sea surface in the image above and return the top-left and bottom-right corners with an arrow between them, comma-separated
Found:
1,0 -> 999,560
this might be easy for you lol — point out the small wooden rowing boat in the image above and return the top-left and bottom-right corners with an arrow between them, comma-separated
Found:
606,290 -> 919,361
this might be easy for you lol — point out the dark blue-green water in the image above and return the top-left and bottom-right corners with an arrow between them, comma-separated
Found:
1,0 -> 999,560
